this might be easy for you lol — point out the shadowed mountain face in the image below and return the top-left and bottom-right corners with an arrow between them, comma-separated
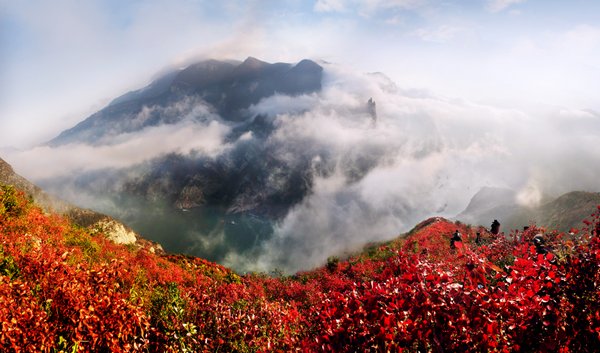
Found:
50,57 -> 323,146
40,58 -> 326,267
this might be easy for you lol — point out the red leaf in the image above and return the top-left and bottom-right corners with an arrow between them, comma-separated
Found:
383,316 -> 391,327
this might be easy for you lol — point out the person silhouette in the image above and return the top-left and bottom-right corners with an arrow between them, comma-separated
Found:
532,234 -> 549,254
450,230 -> 462,249
491,219 -> 501,235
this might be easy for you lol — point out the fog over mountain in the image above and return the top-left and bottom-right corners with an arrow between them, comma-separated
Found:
6,57 -> 600,273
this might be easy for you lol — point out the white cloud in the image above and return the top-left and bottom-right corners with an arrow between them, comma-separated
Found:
314,0 -> 424,14
362,0 -> 424,11
224,63 -> 600,272
384,15 -> 405,25
557,24 -> 600,57
411,25 -> 463,43
6,119 -> 231,180
516,176 -> 542,208
314,0 -> 347,12
487,0 -> 526,13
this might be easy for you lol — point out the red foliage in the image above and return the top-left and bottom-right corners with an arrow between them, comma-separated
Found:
1,185 -> 600,352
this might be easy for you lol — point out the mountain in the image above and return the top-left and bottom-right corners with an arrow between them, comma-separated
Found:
1,156 -> 68,213
455,187 -> 521,228
30,56 -> 600,273
49,57 -> 323,146
1,156 -> 147,246
537,191 -> 600,231
38,58 -> 335,267
457,186 -> 600,232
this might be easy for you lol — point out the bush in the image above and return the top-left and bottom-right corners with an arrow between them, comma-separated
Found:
2,184 -> 600,352
0,185 -> 27,217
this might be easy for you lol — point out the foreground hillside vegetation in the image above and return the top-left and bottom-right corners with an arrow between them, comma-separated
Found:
1,184 -> 599,352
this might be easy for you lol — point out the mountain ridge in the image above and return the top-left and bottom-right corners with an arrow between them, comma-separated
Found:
49,57 -> 323,146
456,186 -> 600,232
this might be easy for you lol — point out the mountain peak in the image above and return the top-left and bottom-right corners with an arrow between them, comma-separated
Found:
49,57 -> 323,146
294,59 -> 321,70
241,56 -> 268,69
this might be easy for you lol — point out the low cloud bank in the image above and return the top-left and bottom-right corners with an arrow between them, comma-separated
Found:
9,98 -> 231,180
225,64 -> 600,272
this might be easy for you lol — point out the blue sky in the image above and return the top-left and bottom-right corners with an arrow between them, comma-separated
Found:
1,0 -> 600,147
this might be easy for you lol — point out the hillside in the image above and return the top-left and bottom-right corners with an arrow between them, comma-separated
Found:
0,157 -> 68,214
538,191 -> 600,231
1,157 -> 146,247
457,186 -> 600,233
2,184 -> 600,352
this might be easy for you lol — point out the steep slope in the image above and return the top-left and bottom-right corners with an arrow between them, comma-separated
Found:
457,187 -> 600,232
0,156 -> 68,213
538,191 -> 600,231
0,157 -> 142,246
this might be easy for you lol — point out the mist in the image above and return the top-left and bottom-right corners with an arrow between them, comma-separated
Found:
9,98 -> 231,180
6,62 -> 600,273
